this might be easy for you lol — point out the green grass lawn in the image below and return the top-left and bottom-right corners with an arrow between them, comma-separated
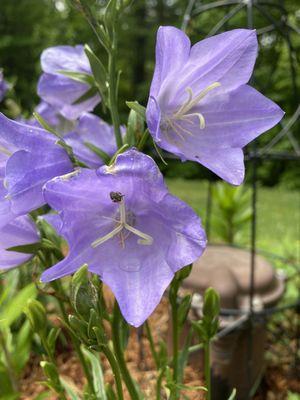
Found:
166,178 -> 300,258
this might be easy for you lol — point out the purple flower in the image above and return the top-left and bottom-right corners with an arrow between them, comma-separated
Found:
0,113 -> 73,225
0,215 -> 39,270
146,27 -> 284,185
64,113 -> 125,168
41,149 -> 206,326
37,45 -> 100,120
0,70 -> 8,102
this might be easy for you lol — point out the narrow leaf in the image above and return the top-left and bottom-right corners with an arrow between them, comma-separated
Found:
126,101 -> 146,120
0,283 -> 37,328
81,346 -> 107,400
57,70 -> 95,86
72,86 -> 98,105
84,142 -> 111,164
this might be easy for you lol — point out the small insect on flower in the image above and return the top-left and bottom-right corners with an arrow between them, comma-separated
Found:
41,149 -> 206,327
146,27 -> 284,185
110,191 -> 124,203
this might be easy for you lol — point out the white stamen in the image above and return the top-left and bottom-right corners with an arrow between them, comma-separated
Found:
165,82 -> 221,141
91,198 -> 153,249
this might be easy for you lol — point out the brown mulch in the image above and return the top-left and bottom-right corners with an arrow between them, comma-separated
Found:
19,294 -> 300,399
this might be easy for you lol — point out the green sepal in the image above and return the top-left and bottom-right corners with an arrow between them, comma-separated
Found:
70,264 -> 96,318
176,265 -> 192,281
178,294 -> 192,327
33,112 -> 60,137
56,70 -> 95,86
6,242 -> 41,254
108,143 -> 130,166
72,86 -> 98,105
203,287 -> 220,320
125,101 -> 146,120
68,315 -> 89,343
84,141 -> 111,164
126,109 -> 145,146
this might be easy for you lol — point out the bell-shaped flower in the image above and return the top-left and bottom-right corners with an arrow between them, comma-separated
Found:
41,149 -> 206,327
0,113 -> 73,226
0,215 -> 39,270
64,113 -> 126,168
37,45 -> 101,120
146,27 -> 284,185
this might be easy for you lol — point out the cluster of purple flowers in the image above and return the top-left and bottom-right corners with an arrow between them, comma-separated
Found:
0,27 -> 283,326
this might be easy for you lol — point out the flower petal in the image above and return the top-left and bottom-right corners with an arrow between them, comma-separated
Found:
178,29 -> 258,94
5,148 -> 73,214
0,215 -> 39,270
41,45 -> 90,74
150,26 -> 191,97
0,112 -> 55,150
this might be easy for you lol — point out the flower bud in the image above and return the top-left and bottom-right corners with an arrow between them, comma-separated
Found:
203,287 -> 220,321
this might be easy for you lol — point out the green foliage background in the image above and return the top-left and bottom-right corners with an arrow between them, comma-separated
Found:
0,0 -> 299,186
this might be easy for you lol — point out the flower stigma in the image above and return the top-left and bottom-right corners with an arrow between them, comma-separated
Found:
163,82 -> 221,142
91,192 -> 153,249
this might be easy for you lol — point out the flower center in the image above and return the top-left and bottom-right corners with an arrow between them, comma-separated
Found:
163,82 -> 221,141
91,192 -> 153,249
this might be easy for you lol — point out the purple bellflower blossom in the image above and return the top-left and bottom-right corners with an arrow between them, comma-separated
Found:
0,113 -> 73,226
38,45 -> 101,120
146,27 -> 284,185
64,113 -> 126,168
41,149 -> 206,327
0,215 -> 39,270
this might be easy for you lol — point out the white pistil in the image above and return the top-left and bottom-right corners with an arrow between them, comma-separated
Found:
166,82 -> 221,141
91,199 -> 153,249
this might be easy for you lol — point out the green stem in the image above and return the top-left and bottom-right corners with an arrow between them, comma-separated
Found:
170,280 -> 180,400
112,302 -> 141,400
204,340 -> 211,400
102,345 -> 124,400
108,26 -> 122,149
145,321 -> 159,369
51,280 -> 95,396
156,368 -> 165,400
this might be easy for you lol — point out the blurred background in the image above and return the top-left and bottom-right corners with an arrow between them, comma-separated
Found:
0,1 -> 299,399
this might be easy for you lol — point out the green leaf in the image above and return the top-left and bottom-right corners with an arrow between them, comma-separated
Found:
81,346 -> 107,400
72,86 -> 99,105
33,112 -> 60,137
84,141 -> 111,164
57,70 -> 95,86
6,242 -> 41,254
125,101 -> 146,120
0,283 -> 37,328
84,44 -> 107,96
60,378 -> 80,400
108,144 -> 130,166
